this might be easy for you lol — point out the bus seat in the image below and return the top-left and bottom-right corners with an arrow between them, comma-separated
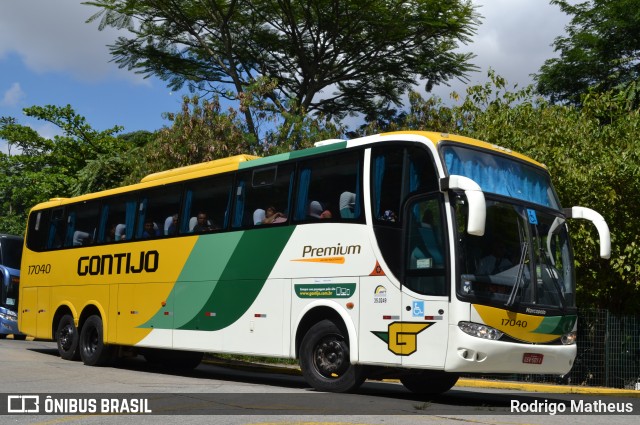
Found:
73,231 -> 91,246
339,192 -> 355,218
253,209 -> 265,225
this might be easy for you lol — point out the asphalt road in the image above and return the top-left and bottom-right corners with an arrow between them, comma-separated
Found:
0,338 -> 638,425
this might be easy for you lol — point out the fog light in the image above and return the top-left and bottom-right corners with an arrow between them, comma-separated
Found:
561,331 -> 577,345
459,321 -> 503,340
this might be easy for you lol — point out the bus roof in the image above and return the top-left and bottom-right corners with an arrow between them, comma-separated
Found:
29,131 -> 544,211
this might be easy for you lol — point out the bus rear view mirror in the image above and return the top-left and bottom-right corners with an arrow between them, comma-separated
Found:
440,175 -> 486,236
563,206 -> 611,259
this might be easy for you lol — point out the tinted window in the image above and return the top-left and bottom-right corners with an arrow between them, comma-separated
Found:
0,237 -> 23,269
233,164 -> 294,228
294,150 -> 363,222
135,186 -> 183,239
99,196 -> 137,243
26,210 -> 50,251
371,145 -> 438,225
184,175 -> 233,233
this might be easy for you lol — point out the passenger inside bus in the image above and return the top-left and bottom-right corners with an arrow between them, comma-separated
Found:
142,221 -> 160,238
308,201 -> 332,219
262,206 -> 287,224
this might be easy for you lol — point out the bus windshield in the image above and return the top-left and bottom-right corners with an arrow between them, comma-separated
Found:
442,144 -> 560,210
457,199 -> 575,311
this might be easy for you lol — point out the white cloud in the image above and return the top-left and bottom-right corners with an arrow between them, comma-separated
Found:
0,0 -> 147,85
1,82 -> 25,107
431,0 -> 571,99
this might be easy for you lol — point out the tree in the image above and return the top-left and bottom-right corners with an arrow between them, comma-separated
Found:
0,105 -> 133,233
85,0 -> 479,142
125,95 -> 343,183
535,0 -> 640,105
72,130 -> 155,195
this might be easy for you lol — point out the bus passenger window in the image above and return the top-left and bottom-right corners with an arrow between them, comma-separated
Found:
184,174 -> 233,233
97,196 -> 136,243
64,202 -> 100,247
293,151 -> 363,222
135,185 -> 182,239
233,165 -> 294,228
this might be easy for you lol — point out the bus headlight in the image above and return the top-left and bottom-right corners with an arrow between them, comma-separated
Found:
459,321 -> 503,340
561,331 -> 577,345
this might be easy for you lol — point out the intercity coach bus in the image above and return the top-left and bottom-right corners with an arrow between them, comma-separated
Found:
19,131 -> 610,394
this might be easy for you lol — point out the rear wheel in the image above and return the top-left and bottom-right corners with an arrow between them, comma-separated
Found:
299,319 -> 365,393
400,370 -> 459,395
13,334 -> 27,340
56,314 -> 79,360
79,315 -> 112,366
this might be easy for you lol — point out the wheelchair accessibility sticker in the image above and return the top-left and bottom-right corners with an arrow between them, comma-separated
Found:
412,301 -> 425,318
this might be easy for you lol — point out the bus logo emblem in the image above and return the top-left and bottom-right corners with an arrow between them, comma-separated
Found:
372,322 -> 434,356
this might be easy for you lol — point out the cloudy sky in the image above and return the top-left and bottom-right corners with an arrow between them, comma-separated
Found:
0,0 -> 572,151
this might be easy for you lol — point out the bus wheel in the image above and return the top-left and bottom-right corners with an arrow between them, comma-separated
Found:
400,370 -> 459,395
56,314 -> 79,360
13,334 -> 27,341
79,315 -> 112,366
299,319 -> 365,393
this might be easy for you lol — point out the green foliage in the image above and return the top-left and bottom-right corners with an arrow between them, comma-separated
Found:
535,0 -> 640,105
126,94 -> 344,182
84,0 -> 479,141
125,96 -> 253,183
0,105 -> 139,232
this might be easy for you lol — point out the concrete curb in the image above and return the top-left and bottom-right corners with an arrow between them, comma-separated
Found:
203,356 -> 640,397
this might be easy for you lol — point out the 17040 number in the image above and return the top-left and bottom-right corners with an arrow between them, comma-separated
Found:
501,318 -> 528,328
28,264 -> 51,275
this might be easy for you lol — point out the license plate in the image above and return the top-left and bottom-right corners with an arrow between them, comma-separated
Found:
522,353 -> 544,364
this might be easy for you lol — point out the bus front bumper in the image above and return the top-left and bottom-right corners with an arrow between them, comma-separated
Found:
445,325 -> 576,375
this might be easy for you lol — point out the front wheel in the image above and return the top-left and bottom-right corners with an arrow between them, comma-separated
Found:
56,314 -> 79,360
400,370 -> 459,395
299,319 -> 365,393
79,315 -> 112,366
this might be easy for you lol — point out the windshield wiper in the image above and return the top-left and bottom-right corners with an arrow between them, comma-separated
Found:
506,241 -> 528,306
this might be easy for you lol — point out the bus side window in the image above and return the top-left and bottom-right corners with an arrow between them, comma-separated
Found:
233,165 -> 294,228
98,196 -> 136,243
184,174 -> 233,233
372,145 -> 438,225
293,151 -> 363,222
27,210 -> 51,252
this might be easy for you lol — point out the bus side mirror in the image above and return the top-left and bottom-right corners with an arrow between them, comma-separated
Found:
440,175 -> 486,236
563,206 -> 611,259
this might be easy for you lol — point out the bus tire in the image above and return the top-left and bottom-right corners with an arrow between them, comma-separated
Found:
299,319 -> 365,393
56,314 -> 80,360
400,370 -> 459,395
13,334 -> 27,340
79,315 -> 112,366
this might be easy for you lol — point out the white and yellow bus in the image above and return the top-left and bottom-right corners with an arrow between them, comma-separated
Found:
19,131 -> 610,394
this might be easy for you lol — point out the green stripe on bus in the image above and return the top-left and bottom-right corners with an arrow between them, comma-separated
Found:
177,226 -> 295,331
532,315 -> 577,335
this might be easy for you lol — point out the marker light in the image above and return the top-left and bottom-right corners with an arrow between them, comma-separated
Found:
459,321 -> 503,340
